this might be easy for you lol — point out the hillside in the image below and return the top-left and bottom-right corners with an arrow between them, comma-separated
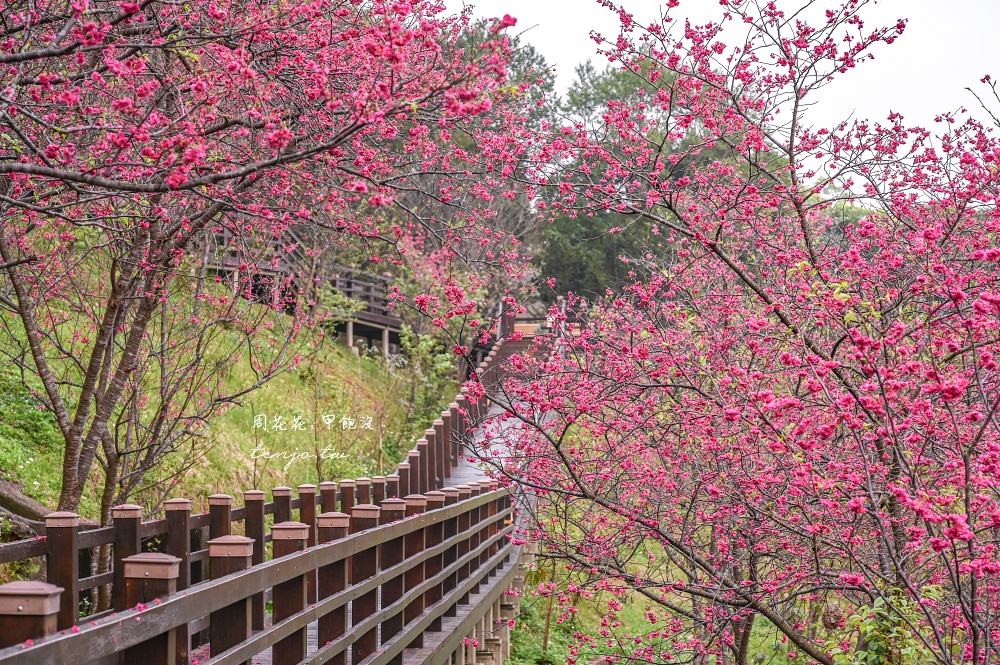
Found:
0,339 -> 453,524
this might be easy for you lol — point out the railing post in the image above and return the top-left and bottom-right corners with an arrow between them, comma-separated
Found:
0,581 -> 63,649
451,395 -> 470,466
372,476 -> 386,505
298,484 -> 318,604
112,504 -> 142,612
319,481 -> 339,514
488,480 -> 504,571
468,483 -> 485,594
449,402 -> 462,468
423,430 -> 437,490
378,498 -> 406,665
317,512 -> 350,665
397,462 -> 411,497
441,487 -> 460,617
431,421 -> 445,486
424,491 -> 446,631
416,439 -> 430,493
407,449 -> 422,495
403,494 -> 427,648
350,504 -> 381,665
122,553 -> 180,665
439,412 -> 452,478
271,522 -> 309,665
356,477 -> 371,506
208,493 -> 233,541
164,498 -> 192,665
44,512 -> 78,631
272,486 -> 292,524
339,479 -> 355,513
242,490 -> 266,631
386,473 -> 400,499
208,535 -> 254,665
455,485 -> 473,604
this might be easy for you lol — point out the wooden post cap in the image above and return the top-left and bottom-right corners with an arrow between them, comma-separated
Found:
208,494 -> 233,506
44,512 -> 79,528
380,498 -> 406,512
339,479 -> 355,488
434,418 -> 445,426
356,477 -> 371,486
271,486 -> 293,497
122,552 -> 181,580
0,582 -> 63,616
441,487 -> 461,498
416,439 -> 428,447
396,463 -> 410,470
404,494 -> 427,508
387,473 -> 400,480
243,490 -> 266,501
112,504 -> 142,519
298,484 -> 317,493
271,522 -> 309,540
372,476 -> 386,483
317,512 -> 350,528
351,504 -> 380,519
164,499 -> 192,511
425,491 -> 446,507
318,481 -> 338,491
456,485 -> 473,498
449,403 -> 459,410
208,535 -> 255,558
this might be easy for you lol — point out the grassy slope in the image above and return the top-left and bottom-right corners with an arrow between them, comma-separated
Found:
0,342 -> 447,519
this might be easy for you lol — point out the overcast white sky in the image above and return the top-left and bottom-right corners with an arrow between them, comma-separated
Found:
442,0 -> 1000,131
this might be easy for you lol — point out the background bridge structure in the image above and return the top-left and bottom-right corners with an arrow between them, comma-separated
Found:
0,338 -> 537,665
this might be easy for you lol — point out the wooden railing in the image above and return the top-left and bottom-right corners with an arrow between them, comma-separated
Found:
0,348 -> 522,665
0,486 -> 518,665
330,272 -> 399,330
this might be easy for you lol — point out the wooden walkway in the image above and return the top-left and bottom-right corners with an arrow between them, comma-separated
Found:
188,445 -> 498,665
191,557 -> 511,665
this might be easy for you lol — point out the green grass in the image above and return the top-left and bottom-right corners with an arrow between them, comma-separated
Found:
0,367 -> 90,514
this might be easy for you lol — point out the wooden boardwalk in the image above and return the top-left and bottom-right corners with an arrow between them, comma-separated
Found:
188,448 -> 499,665
191,558 -> 511,665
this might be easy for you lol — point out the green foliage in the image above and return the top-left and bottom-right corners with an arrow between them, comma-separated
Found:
536,213 -> 651,303
831,595 -> 938,665
397,325 -> 458,432
508,595 -> 574,665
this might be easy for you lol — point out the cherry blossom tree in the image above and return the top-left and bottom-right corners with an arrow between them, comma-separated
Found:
0,0 -> 531,514
477,1 -> 1000,663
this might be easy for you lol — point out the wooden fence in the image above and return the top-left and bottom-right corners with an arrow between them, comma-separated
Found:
0,346 -> 526,665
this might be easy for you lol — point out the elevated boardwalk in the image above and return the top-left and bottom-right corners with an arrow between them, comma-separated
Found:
191,452 -> 498,665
